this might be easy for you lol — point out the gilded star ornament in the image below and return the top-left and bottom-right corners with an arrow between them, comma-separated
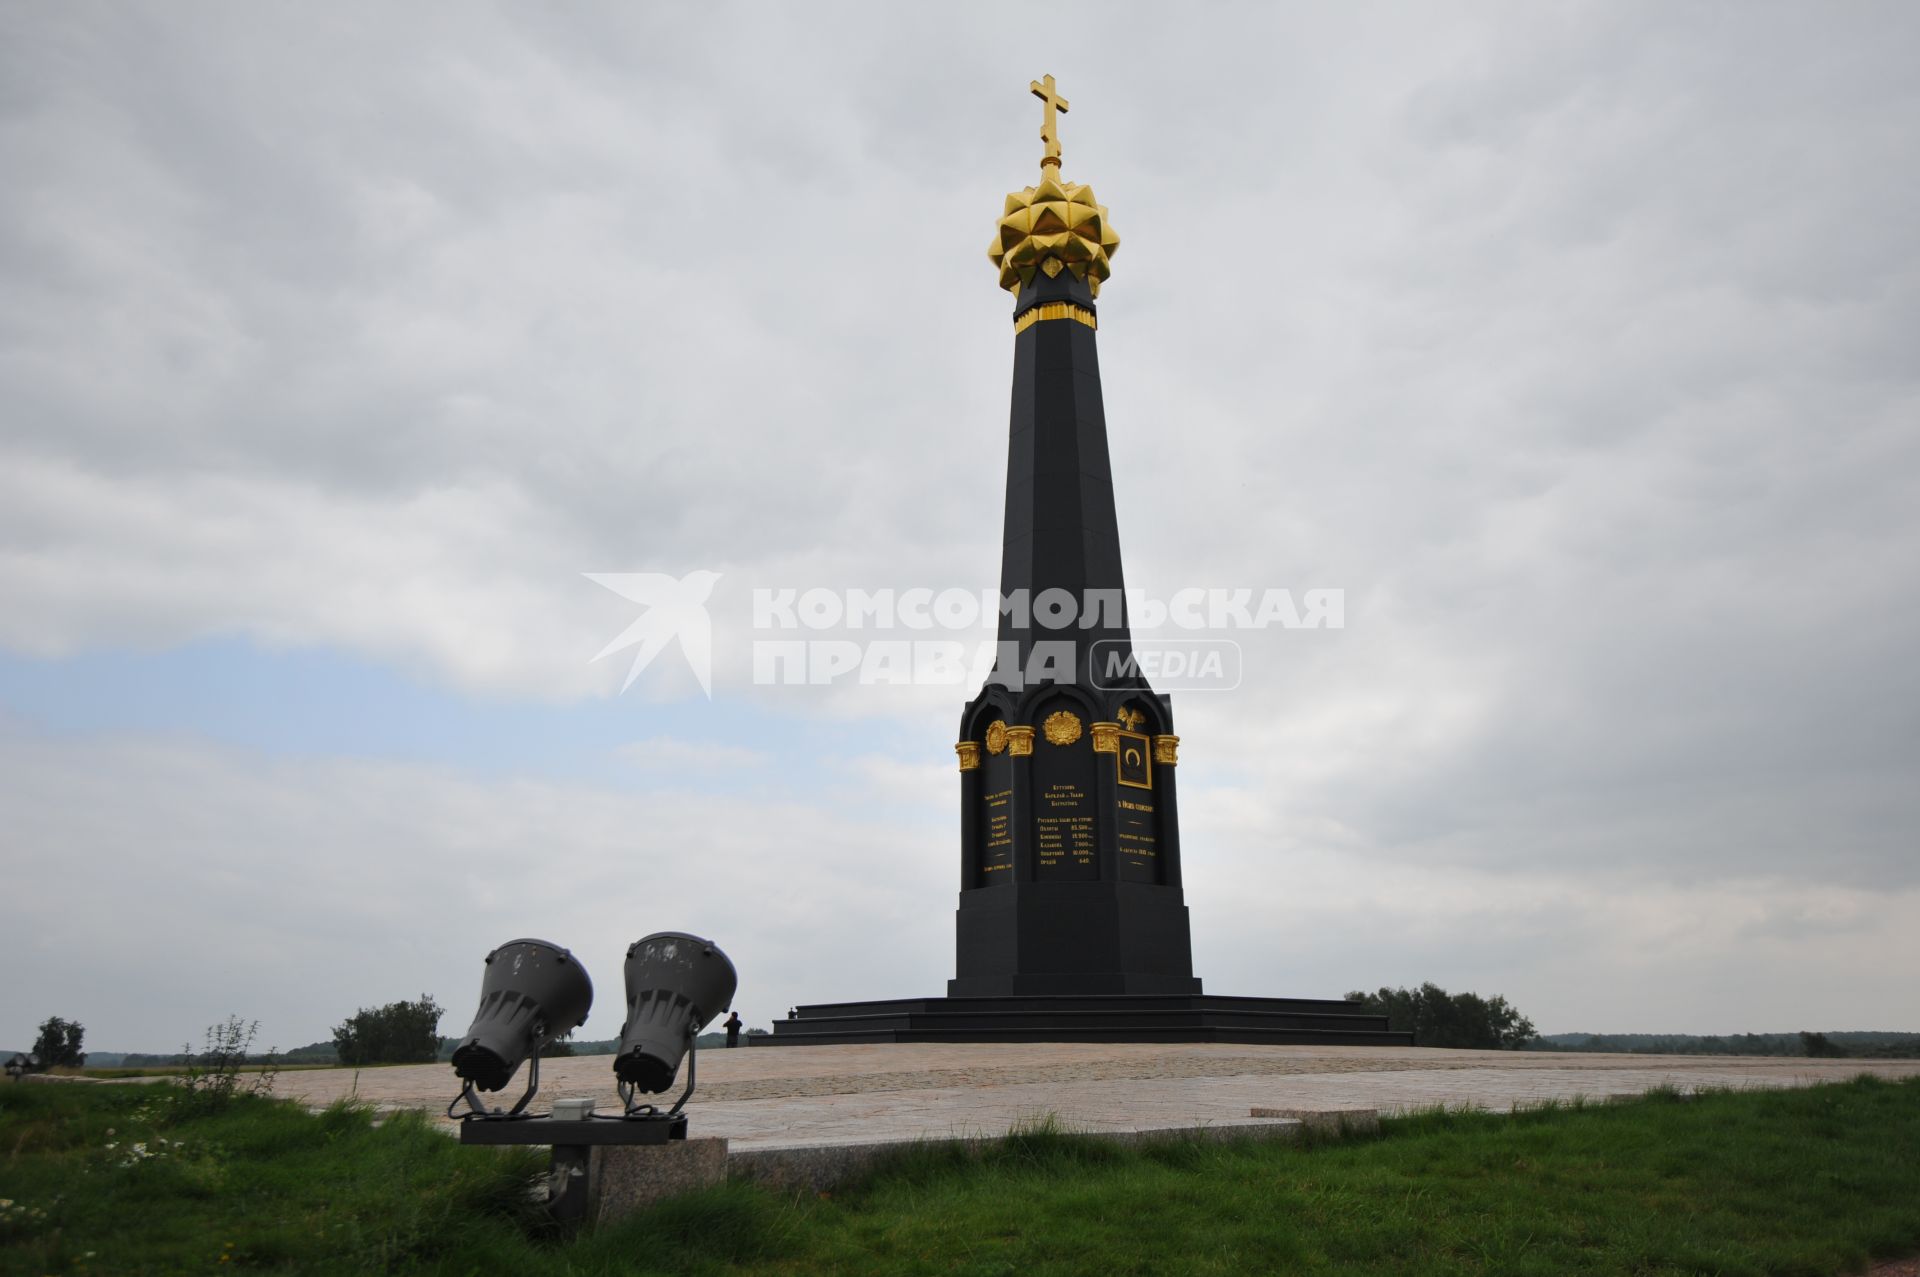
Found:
989,172 -> 1120,297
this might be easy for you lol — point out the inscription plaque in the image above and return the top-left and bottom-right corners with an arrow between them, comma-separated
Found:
1034,780 -> 1098,881
1031,697 -> 1099,881
1116,794 -> 1159,883
976,748 -> 1015,885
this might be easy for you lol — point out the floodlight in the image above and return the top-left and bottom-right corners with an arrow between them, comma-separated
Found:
612,932 -> 736,1118
448,938 -> 592,1120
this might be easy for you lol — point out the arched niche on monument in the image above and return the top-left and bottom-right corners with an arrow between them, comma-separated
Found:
1026,690 -> 1100,883
1108,695 -> 1164,885
965,701 -> 1015,888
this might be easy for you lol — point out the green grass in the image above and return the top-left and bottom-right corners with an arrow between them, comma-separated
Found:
0,1083 -> 550,1274
4,1076 -> 1919,1275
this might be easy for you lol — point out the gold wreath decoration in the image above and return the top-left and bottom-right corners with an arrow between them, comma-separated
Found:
985,720 -> 1009,755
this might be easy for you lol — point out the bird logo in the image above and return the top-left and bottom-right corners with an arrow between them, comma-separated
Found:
585,570 -> 721,698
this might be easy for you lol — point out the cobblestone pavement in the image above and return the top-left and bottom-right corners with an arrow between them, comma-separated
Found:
263,1043 -> 1920,1151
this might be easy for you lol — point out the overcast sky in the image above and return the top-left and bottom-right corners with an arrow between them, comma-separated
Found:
3,2 -> 1917,1053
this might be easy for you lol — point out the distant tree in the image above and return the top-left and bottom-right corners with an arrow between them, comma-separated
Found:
545,1032 -> 575,1058
332,995 -> 443,1066
31,1016 -> 86,1069
1346,983 -> 1538,1050
1529,1031 -> 1920,1058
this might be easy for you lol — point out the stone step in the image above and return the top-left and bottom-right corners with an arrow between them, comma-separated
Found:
757,992 -> 1407,1047
754,1024 -> 1414,1047
770,1009 -> 1394,1035
793,993 -> 1369,1018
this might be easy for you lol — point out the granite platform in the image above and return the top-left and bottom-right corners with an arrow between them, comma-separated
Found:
269,1040 -> 1920,1154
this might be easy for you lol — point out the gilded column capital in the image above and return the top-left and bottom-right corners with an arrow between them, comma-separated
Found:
955,741 -> 982,772
1005,725 -> 1037,757
1152,734 -> 1180,766
1090,722 -> 1120,754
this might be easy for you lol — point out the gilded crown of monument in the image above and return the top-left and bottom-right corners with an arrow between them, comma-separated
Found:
989,74 -> 1120,297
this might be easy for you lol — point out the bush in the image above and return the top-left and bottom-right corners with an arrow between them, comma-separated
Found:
1347,982 -> 1538,1049
30,1016 -> 86,1069
333,994 -> 443,1066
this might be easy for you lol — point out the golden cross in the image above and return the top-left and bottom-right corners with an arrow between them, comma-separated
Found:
1030,73 -> 1069,170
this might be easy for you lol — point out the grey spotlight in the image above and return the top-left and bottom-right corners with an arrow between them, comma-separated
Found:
448,938 -> 592,1120
613,932 -> 737,1118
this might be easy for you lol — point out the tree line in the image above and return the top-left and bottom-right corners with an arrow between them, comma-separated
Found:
1532,1030 -> 1920,1058
1346,983 -> 1539,1049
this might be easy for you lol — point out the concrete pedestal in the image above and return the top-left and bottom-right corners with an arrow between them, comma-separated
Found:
590,1138 -> 729,1225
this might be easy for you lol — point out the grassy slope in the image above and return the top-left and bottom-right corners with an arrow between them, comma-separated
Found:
2,1076 -> 1918,1275
0,1083 -> 548,1274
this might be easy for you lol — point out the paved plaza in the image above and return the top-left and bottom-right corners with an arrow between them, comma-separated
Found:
270,1042 -> 1920,1151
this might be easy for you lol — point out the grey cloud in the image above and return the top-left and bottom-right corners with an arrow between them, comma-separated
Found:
3,3 -> 1918,1036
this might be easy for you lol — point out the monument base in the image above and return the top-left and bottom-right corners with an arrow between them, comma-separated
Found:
752,994 -> 1414,1047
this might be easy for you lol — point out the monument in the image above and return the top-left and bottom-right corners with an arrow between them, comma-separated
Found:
764,78 -> 1410,1046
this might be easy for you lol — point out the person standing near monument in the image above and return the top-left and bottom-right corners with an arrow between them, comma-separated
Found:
722,1011 -> 743,1047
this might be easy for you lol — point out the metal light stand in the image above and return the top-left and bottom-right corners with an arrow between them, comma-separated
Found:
607,1028 -> 698,1128
457,1027 -> 704,1228
446,1049 -> 543,1122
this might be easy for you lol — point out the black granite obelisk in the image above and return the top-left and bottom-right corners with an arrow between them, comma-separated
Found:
948,259 -> 1199,997
759,78 -> 1409,1047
